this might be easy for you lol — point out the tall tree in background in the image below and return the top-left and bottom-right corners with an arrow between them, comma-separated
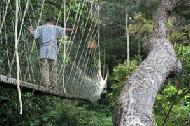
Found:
113,0 -> 186,125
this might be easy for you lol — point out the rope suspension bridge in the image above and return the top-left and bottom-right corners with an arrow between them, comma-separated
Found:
0,0 -> 108,113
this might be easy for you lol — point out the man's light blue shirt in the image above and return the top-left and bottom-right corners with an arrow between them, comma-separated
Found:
32,24 -> 64,60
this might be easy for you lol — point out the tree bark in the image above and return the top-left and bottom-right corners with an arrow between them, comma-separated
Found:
113,0 -> 183,125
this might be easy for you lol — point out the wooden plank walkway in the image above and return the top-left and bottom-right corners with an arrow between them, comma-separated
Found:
0,75 -> 87,101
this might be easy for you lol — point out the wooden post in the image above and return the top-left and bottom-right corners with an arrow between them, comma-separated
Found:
126,8 -> 130,65
63,0 -> 66,93
97,2 -> 101,72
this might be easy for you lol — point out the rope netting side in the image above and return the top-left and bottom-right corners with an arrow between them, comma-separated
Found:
0,0 -> 107,102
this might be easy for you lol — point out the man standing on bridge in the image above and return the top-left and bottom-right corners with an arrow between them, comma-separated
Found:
28,16 -> 76,90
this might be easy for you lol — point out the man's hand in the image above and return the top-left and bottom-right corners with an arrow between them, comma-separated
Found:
28,26 -> 33,34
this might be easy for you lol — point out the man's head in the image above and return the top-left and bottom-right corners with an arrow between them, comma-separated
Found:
45,16 -> 55,24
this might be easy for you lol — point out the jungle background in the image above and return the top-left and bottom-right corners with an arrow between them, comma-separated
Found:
0,0 -> 190,125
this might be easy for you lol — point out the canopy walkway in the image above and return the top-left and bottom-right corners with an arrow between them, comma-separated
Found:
0,75 -> 90,101
0,0 -> 108,112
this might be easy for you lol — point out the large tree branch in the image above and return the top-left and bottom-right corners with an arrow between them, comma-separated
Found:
113,0 -> 183,125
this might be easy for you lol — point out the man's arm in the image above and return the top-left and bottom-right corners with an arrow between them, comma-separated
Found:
27,26 -> 41,39
56,26 -> 77,38
65,27 -> 78,32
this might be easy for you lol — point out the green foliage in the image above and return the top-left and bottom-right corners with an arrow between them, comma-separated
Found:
129,13 -> 153,35
128,13 -> 153,56
154,84 -> 190,126
0,88 -> 112,126
0,88 -> 58,126
105,60 -> 138,107
56,100 -> 112,126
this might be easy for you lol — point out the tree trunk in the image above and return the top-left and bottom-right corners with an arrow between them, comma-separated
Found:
113,0 -> 183,125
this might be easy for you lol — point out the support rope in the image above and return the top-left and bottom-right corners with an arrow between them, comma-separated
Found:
15,0 -> 22,115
